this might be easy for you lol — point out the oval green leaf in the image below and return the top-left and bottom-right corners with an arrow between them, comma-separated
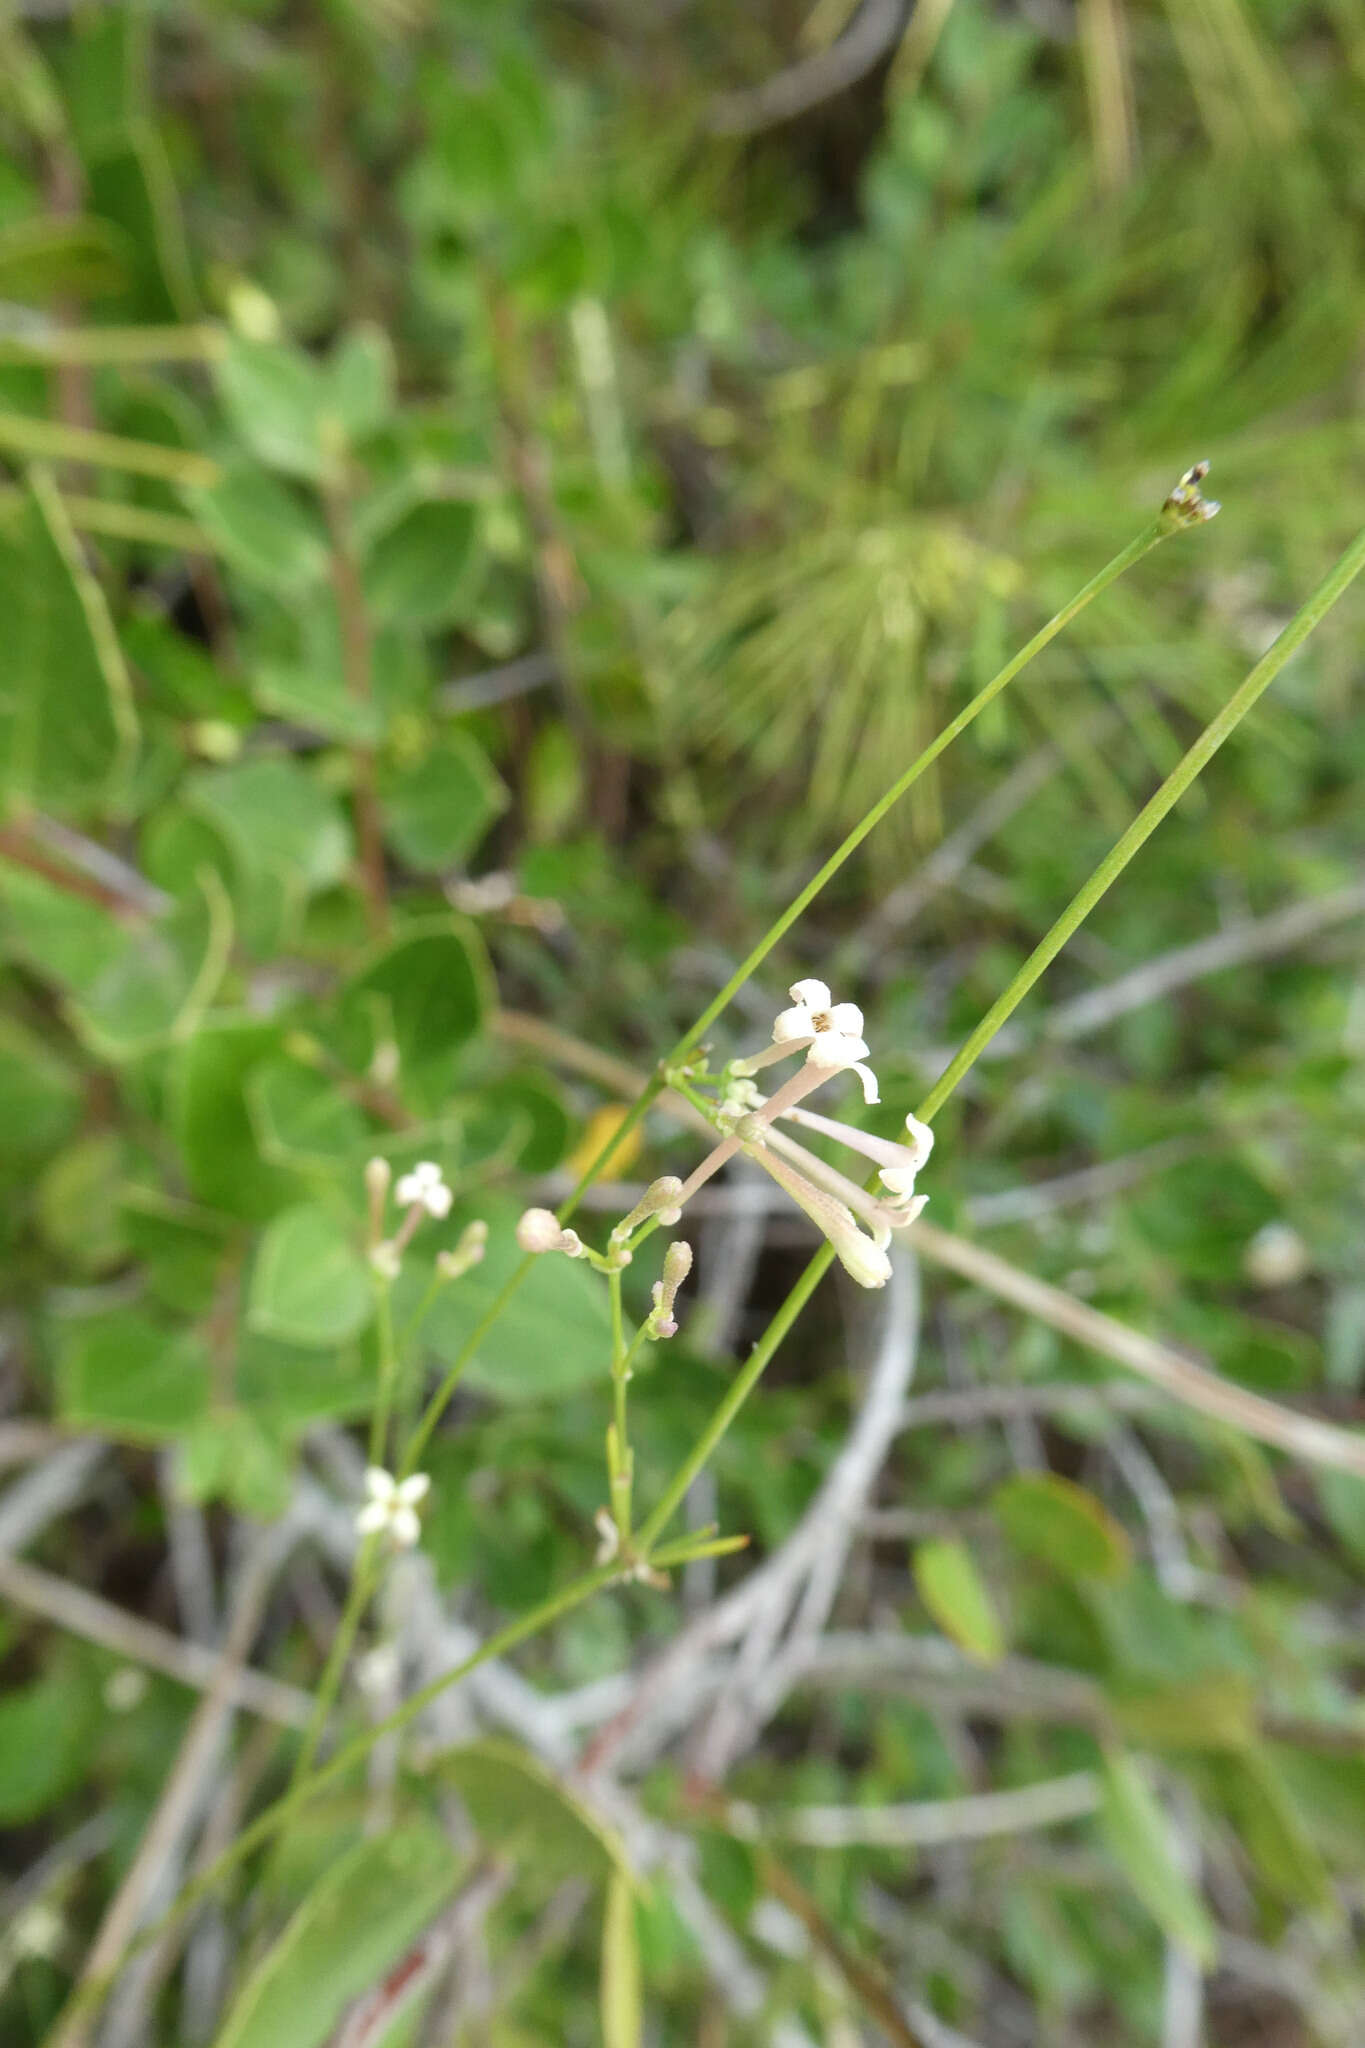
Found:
992,1473 -> 1131,1581
913,1537 -> 1005,1664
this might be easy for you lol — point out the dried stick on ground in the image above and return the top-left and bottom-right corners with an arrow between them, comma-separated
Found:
708,0 -> 909,134
52,1512 -> 307,2048
0,1553 -> 312,1728
728,1770 -> 1102,1848
908,1216 -> 1365,1478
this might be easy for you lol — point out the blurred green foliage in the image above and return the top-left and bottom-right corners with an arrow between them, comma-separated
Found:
2,2 -> 1365,2043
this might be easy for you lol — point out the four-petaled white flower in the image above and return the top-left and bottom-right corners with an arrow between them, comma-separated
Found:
771,980 -> 879,1101
395,1161 -> 453,1218
356,1466 -> 430,1548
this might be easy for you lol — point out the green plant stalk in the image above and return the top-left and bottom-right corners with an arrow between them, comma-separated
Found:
637,1241 -> 837,1553
607,1266 -> 633,1539
401,511 -> 1173,1470
0,323 -> 225,365
0,408 -> 220,486
637,516 -> 1365,1554
45,1563 -> 620,2044
260,1277 -> 400,1893
914,518 -> 1365,1124
368,1280 -> 399,1466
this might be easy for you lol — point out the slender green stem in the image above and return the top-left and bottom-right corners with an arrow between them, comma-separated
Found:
401,1260 -> 533,1474
915,520 -> 1365,1125
638,1242 -> 836,1552
607,1267 -> 633,1539
367,1281 -> 399,1467
0,408 -> 220,487
49,1564 -> 619,2043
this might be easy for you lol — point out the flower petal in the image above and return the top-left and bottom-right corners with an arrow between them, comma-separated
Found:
391,1506 -> 421,1548
851,1061 -> 880,1104
805,1030 -> 870,1069
788,979 -> 831,1010
825,1002 -> 864,1037
771,1005 -> 816,1044
364,1466 -> 396,1502
356,1501 -> 389,1535
397,1473 -> 431,1506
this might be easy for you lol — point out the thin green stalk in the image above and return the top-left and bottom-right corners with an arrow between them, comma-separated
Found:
637,1242 -> 836,1552
0,322 -> 225,365
915,519 -> 1365,1124
368,1281 -> 399,1466
0,408 -> 220,487
47,1563 -> 618,2045
607,1267 -> 633,1540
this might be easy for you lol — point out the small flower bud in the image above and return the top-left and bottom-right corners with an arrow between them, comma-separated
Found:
516,1208 -> 586,1257
1161,460 -> 1220,529
365,1156 -> 391,1202
436,1218 -> 488,1281
610,1175 -> 687,1241
517,1207 -> 563,1251
646,1239 -> 693,1339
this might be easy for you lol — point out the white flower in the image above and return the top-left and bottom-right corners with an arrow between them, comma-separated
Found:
771,979 -> 879,1100
395,1161 -> 453,1218
369,1240 -> 402,1281
784,1104 -> 933,1205
356,1466 -> 430,1548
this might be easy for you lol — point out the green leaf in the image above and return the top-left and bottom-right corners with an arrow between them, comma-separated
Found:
68,869 -> 233,1059
601,1869 -> 643,2048
1098,1755 -> 1216,1967
35,1134 -> 129,1274
328,324 -> 394,443
0,1014 -> 81,1169
0,1672 -> 95,1823
381,733 -> 509,871
172,1019 -> 303,1220
248,1057 -> 372,1170
212,1822 -> 462,2048
913,1537 -> 1005,1664
1317,1468 -> 1365,1572
186,758 -> 351,896
1212,1750 -> 1330,1909
59,1310 -> 211,1440
184,462 -> 328,592
992,1473 -> 1131,1581
236,1328 -> 376,1435
0,214 -> 129,299
87,120 -> 198,322
343,919 -> 490,1112
248,1203 -> 372,1349
439,1738 -> 630,1881
424,1199 -> 613,1401
0,468 -> 137,813
216,336 -> 332,480
251,662 -> 383,745
363,498 -> 479,628
1111,1674 -> 1255,1754
180,1408 -> 293,1520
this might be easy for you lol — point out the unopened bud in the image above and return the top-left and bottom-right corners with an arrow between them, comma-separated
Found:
646,1239 -> 693,1339
516,1208 -> 585,1258
436,1219 -> 488,1281
610,1176 -> 686,1242
370,1240 -> 402,1281
365,1156 -> 391,1247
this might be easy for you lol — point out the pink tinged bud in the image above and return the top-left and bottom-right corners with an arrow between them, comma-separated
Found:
611,1176 -> 686,1242
364,1156 -> 391,1202
662,1240 -> 693,1290
516,1207 -> 567,1252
